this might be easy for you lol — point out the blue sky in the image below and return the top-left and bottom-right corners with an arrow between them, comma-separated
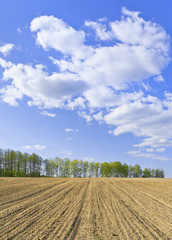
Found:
0,0 -> 172,177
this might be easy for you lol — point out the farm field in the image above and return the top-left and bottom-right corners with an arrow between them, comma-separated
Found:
0,178 -> 172,240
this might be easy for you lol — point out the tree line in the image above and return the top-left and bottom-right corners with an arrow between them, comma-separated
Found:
0,149 -> 164,178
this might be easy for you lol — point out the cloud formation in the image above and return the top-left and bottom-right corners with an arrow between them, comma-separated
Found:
30,15 -> 93,59
40,111 -> 56,117
0,43 -> 14,56
24,145 -> 47,150
65,128 -> 79,132
0,8 -> 171,160
128,150 -> 171,161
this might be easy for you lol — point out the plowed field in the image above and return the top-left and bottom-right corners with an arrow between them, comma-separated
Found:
0,178 -> 172,240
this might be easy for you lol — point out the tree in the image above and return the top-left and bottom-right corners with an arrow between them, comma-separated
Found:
0,148 -> 166,178
23,153 -> 29,176
142,168 -> 151,178
61,158 -> 71,177
150,169 -> 155,178
88,162 -> 95,177
121,163 -> 129,177
95,162 -> 100,177
128,165 -> 133,178
9,150 -> 17,177
133,164 -> 142,177
16,151 -> 23,176
53,157 -> 61,177
0,149 -> 4,177
100,162 -> 111,177
110,161 -> 122,177
71,159 -> 80,177
155,169 -> 164,178
82,161 -> 89,177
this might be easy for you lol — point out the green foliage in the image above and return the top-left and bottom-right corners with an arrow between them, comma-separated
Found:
133,164 -> 142,178
82,161 -> 89,177
142,168 -> 152,178
100,162 -> 111,177
0,148 -> 165,178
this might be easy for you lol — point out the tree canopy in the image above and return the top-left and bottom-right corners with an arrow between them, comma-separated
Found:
0,148 -> 165,178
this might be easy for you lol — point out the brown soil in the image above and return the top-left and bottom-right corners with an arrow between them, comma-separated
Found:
0,178 -> 172,239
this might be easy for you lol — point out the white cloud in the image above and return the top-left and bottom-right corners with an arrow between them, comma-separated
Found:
85,20 -> 113,40
105,94 -> 172,151
154,75 -> 164,82
34,10 -> 169,91
134,137 -> 172,149
127,150 -> 171,161
0,61 -> 87,108
30,15 -> 93,59
24,145 -> 46,150
23,145 -> 33,150
34,145 -> 46,150
84,87 -> 143,108
145,148 -> 154,152
40,111 -> 56,117
77,111 -> 93,122
56,43 -> 169,91
84,86 -> 117,108
93,112 -> 103,121
65,128 -> 74,132
0,43 -> 14,56
0,8 -> 171,161
65,128 -> 79,132
111,7 -> 169,52
156,148 -> 165,152
0,85 -> 23,106
0,57 -> 13,68
1,9 -> 169,109
85,7 -> 169,54
66,97 -> 86,110
17,28 -> 22,33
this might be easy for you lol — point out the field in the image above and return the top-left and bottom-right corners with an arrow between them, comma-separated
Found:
0,178 -> 172,240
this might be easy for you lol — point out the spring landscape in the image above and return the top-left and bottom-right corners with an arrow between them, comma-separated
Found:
0,0 -> 172,239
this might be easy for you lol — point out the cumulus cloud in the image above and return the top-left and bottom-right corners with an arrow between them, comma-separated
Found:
104,94 -> 172,153
0,43 -> 14,56
66,97 -> 86,110
93,112 -> 103,122
40,111 -> 56,117
53,9 -> 170,92
85,20 -> 113,40
30,15 -> 93,59
0,57 -> 13,68
0,8 -> 171,160
77,111 -> 93,122
0,85 -> 23,106
86,7 -> 169,52
56,43 -> 169,91
111,7 -> 169,52
1,9 -> 169,108
0,61 -> 87,108
24,145 -> 46,150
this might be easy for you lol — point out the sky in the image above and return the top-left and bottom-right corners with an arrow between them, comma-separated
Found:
0,0 -> 172,177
